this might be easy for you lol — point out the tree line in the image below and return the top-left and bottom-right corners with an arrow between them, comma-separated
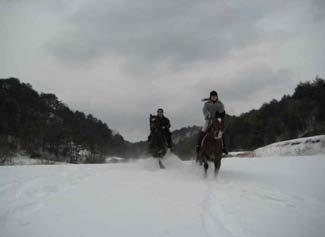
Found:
0,78 -> 126,163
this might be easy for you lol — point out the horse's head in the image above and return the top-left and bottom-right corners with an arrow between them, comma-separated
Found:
210,118 -> 224,140
150,115 -> 160,131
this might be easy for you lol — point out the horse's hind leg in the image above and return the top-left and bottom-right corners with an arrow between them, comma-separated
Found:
203,162 -> 209,178
199,159 -> 203,166
196,153 -> 203,166
203,156 -> 209,174
214,159 -> 221,175
204,162 -> 209,171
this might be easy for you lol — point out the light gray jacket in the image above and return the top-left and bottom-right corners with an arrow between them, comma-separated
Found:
203,100 -> 225,120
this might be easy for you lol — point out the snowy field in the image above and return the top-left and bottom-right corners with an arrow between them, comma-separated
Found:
1,153 -> 325,237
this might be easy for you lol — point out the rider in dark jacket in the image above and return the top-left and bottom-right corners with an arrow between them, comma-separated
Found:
150,108 -> 173,148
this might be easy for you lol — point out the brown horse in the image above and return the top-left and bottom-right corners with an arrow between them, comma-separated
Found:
198,118 -> 224,174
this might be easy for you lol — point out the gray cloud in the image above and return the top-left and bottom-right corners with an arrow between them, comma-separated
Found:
312,0 -> 325,19
220,68 -> 291,101
45,0 -> 282,67
1,0 -> 324,141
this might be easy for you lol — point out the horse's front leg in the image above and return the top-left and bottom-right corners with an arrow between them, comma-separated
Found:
203,154 -> 209,173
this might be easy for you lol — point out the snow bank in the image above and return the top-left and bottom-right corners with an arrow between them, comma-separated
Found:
255,135 -> 325,157
2,155 -> 60,166
105,156 -> 125,163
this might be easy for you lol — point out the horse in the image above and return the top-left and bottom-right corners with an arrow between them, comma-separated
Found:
148,115 -> 168,167
197,118 -> 224,175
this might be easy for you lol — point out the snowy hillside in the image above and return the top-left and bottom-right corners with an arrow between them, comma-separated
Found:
172,126 -> 200,144
255,135 -> 325,157
1,153 -> 325,237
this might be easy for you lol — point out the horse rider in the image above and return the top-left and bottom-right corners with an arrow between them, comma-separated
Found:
150,108 -> 173,149
196,91 -> 228,154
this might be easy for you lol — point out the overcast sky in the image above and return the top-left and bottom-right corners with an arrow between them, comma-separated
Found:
1,0 -> 324,141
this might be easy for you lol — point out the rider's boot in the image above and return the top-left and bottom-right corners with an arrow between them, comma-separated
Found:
167,140 -> 172,149
222,133 -> 228,155
165,132 -> 174,152
166,133 -> 172,147
196,131 -> 206,154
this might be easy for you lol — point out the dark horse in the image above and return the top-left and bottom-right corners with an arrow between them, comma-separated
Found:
197,118 -> 224,174
148,115 -> 168,167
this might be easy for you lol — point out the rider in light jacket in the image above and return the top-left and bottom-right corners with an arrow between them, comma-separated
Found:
196,91 -> 228,154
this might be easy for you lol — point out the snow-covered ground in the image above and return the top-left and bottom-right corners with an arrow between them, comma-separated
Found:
1,152 -> 325,237
255,135 -> 325,157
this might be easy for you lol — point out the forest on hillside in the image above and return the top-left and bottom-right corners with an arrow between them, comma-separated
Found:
0,78 -> 126,163
227,77 -> 325,149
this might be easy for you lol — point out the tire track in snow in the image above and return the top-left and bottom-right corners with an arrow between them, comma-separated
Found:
200,171 -> 237,237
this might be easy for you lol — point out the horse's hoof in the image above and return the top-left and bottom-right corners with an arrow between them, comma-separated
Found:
204,163 -> 209,170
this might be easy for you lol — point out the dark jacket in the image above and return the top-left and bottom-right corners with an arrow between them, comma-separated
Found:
151,116 -> 171,131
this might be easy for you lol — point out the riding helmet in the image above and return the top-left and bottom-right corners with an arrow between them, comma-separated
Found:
210,91 -> 218,97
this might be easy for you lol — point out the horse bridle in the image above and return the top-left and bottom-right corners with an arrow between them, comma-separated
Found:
212,118 -> 223,140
